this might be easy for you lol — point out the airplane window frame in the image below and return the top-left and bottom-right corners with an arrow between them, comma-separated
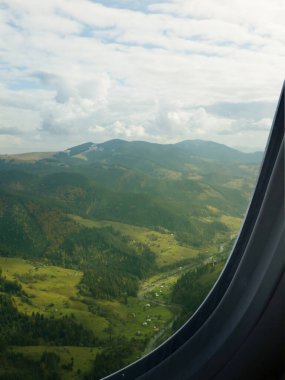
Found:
103,82 -> 285,380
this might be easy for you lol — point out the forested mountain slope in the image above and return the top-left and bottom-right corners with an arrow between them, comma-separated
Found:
0,140 -> 262,379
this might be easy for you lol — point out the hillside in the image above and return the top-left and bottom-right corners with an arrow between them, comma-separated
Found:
0,139 -> 261,231
0,139 -> 262,379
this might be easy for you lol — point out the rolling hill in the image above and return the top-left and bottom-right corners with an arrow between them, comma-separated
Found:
0,139 -> 262,379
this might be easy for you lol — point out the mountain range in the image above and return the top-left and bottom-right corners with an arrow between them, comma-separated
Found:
0,139 -> 263,379
1,138 -> 263,163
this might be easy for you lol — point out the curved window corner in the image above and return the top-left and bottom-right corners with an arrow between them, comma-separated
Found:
103,82 -> 285,380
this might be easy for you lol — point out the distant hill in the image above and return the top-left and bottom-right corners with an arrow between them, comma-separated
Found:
0,139 -> 263,165
175,140 -> 263,163
0,151 -> 55,162
72,139 -> 263,165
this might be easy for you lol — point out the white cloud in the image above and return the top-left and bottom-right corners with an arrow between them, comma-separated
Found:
0,104 -> 41,135
253,118 -> 272,131
148,102 -> 234,143
33,72 -> 111,135
0,0 -> 284,153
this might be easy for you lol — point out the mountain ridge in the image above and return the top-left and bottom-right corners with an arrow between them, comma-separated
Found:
0,139 -> 263,163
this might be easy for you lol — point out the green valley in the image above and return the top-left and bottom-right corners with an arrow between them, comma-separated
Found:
0,139 -> 261,379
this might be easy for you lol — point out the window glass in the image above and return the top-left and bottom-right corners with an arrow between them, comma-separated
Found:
0,1 -> 280,379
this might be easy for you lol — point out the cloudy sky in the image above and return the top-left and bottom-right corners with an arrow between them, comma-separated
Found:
0,0 -> 284,153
